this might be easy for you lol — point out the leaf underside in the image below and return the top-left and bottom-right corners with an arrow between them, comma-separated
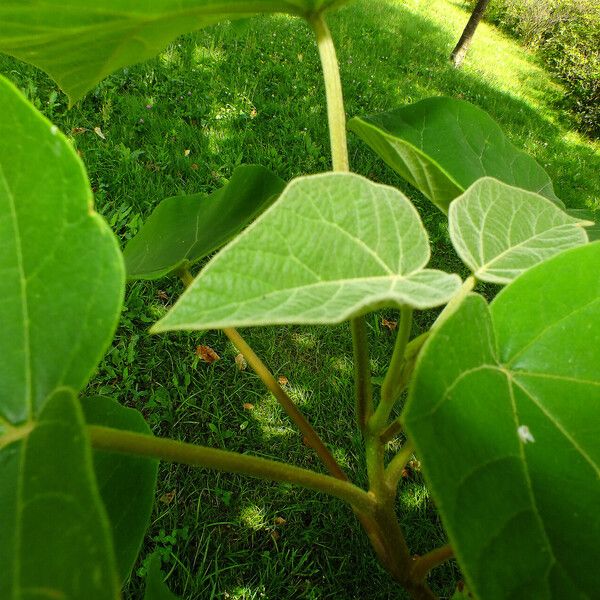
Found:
154,172 -> 462,332
0,0 -> 351,104
449,178 -> 589,284
124,165 -> 285,280
404,243 -> 600,599
348,97 -> 562,213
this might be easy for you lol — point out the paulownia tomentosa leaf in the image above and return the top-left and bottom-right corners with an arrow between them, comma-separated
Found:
152,173 -> 462,332
82,396 -> 159,583
0,75 -> 137,597
403,242 -> 600,599
348,97 -> 563,213
0,390 -> 121,599
124,165 -> 285,280
0,0 -> 352,104
449,178 -> 590,284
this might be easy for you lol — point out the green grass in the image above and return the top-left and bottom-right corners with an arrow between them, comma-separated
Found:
1,0 -> 599,598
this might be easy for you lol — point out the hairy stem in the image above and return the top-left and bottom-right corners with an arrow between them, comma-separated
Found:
386,441 -> 415,489
88,425 -> 374,514
371,308 -> 413,432
432,275 -> 475,330
223,327 -> 348,481
310,14 -> 349,172
411,544 -> 454,582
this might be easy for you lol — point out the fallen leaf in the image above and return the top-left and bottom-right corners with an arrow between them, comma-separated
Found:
157,290 -> 169,302
270,530 -> 280,541
71,127 -> 87,135
250,108 -> 258,118
160,490 -> 176,505
184,149 -> 191,157
93,126 -> 106,140
191,163 -> 199,171
278,375 -> 289,386
274,516 -> 286,526
381,318 -> 397,331
243,402 -> 254,411
235,353 -> 248,371
196,345 -> 220,363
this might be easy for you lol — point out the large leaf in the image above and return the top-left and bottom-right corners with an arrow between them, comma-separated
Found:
0,76 -> 125,597
0,75 -> 124,423
153,173 -> 462,332
403,243 -> 600,599
82,396 -> 158,583
449,178 -> 590,284
0,390 -> 121,599
348,97 -> 562,213
0,0 -> 351,104
124,165 -> 285,281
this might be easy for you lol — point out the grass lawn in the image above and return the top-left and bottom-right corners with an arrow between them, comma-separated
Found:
2,0 -> 598,598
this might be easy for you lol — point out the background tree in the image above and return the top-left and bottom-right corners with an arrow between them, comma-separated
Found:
450,0 -> 492,67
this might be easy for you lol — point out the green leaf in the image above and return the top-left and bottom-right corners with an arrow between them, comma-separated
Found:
82,396 -> 158,583
0,0 -> 351,104
449,178 -> 589,284
124,165 -> 285,281
0,390 -> 120,599
403,243 -> 600,599
348,97 -> 562,213
144,554 -> 181,600
567,208 -> 600,241
0,76 -> 125,599
0,75 -> 125,424
153,173 -> 462,332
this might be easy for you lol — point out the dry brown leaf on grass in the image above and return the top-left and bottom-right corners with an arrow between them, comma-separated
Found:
235,353 -> 247,371
160,490 -> 176,505
381,318 -> 397,331
243,403 -> 254,411
196,345 -> 220,363
93,126 -> 106,140
274,516 -> 287,526
277,375 -> 289,386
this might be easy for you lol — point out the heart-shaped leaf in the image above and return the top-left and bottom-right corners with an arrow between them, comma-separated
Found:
153,173 -> 462,332
403,242 -> 600,599
449,178 -> 590,284
0,390 -> 120,599
348,97 -> 562,213
124,165 -> 285,281
0,0 -> 351,104
82,396 -> 158,583
0,75 -> 124,597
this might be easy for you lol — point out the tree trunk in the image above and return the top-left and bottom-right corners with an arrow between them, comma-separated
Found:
450,0 -> 492,67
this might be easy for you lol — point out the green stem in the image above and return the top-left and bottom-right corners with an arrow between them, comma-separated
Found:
411,544 -> 454,582
371,308 -> 413,431
223,327 -> 348,481
310,14 -> 349,172
386,441 -> 415,489
380,419 -> 403,444
88,425 -> 374,514
177,265 -> 195,288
